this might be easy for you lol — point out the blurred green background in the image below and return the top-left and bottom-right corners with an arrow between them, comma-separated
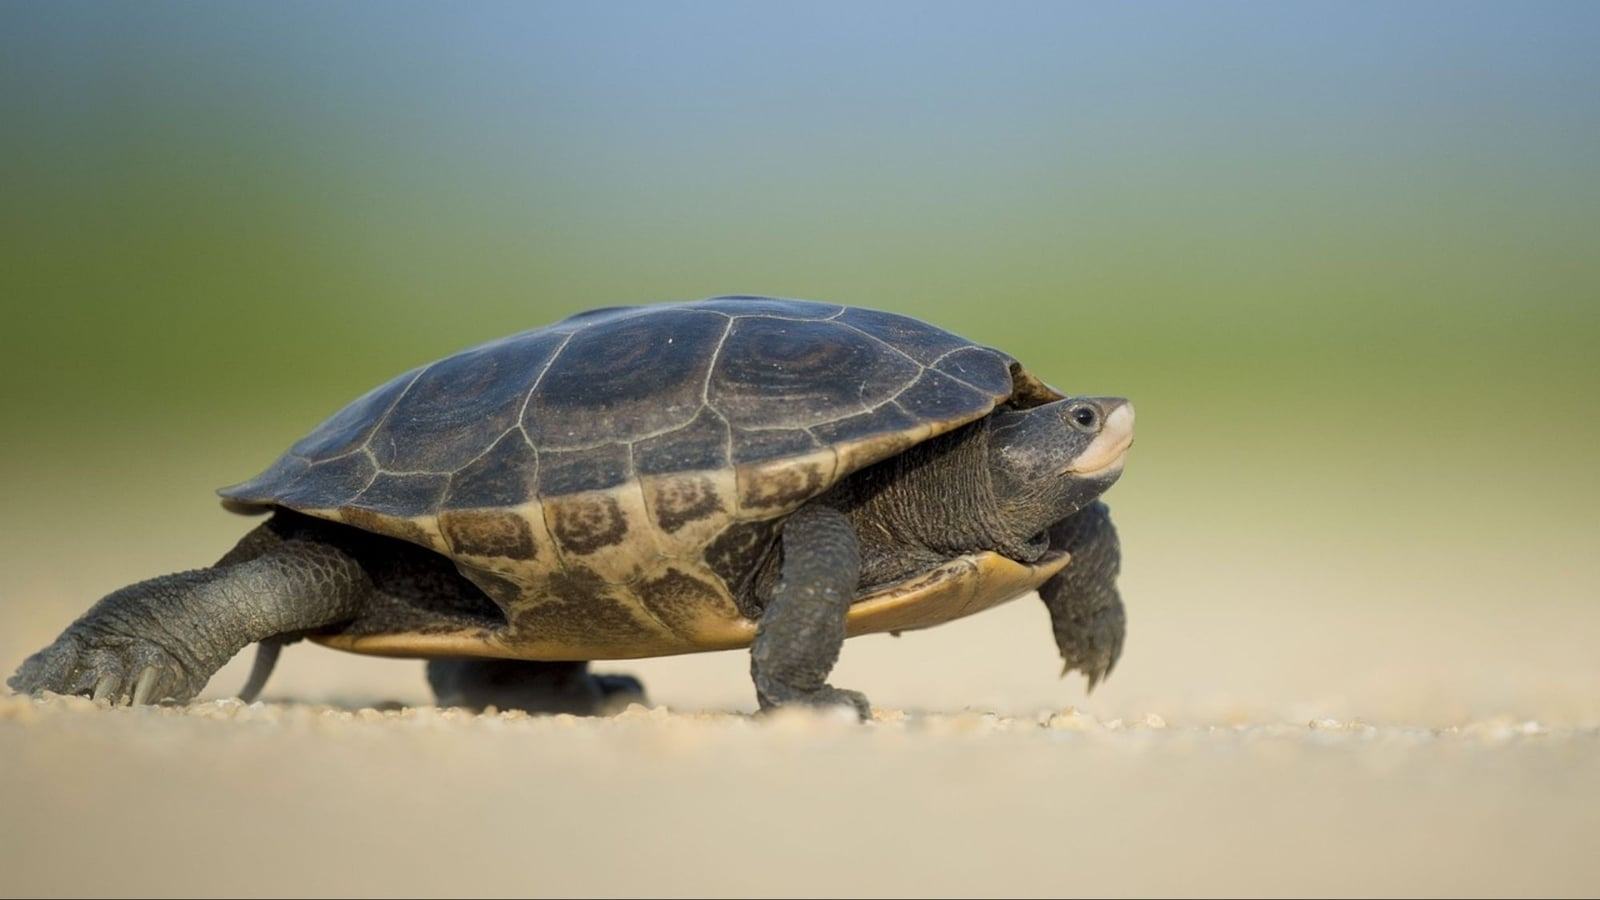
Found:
2,2 -> 1596,715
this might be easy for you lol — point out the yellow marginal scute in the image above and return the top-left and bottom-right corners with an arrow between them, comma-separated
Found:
311,627 -> 510,659
843,549 -> 1073,638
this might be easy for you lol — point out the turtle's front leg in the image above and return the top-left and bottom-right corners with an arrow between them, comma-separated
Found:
1039,501 -> 1126,690
8,519 -> 372,705
749,502 -> 869,719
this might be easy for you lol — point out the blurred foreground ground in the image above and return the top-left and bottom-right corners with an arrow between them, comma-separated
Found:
2,695 -> 1597,898
3,471 -> 1597,898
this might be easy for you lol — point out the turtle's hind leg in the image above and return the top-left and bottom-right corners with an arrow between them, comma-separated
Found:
7,514 -> 374,705
426,659 -> 646,715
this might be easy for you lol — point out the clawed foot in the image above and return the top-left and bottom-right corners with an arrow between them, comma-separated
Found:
8,629 -> 202,706
757,684 -> 872,721
1057,602 -> 1125,692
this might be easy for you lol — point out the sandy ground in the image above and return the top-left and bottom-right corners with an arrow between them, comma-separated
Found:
1,691 -> 1597,898
3,491 -> 1598,897
5,598 -> 1599,898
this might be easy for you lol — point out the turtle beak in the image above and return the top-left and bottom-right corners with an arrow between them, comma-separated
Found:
1064,399 -> 1135,478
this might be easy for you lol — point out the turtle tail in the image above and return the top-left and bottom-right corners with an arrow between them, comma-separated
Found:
237,639 -> 283,703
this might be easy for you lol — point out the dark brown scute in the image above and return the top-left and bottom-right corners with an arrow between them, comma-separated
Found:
547,494 -> 629,555
509,568 -> 662,646
649,476 -> 724,533
738,460 -> 830,511
635,568 -> 729,635
439,509 -> 537,560
703,519 -> 779,593
340,507 -> 435,548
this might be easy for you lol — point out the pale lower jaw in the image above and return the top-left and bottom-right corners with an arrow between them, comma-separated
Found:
1066,443 -> 1131,478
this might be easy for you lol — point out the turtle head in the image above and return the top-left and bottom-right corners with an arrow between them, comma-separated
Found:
986,397 -> 1134,534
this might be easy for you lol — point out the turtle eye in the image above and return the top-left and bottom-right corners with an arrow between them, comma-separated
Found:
1069,405 -> 1098,431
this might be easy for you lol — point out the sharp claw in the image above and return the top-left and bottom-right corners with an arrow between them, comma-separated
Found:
1060,660 -> 1072,679
131,667 -> 159,705
91,674 -> 119,704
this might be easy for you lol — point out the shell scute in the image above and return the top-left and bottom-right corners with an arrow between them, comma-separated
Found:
371,332 -> 552,471
288,368 -> 420,461
524,308 -> 726,450
895,369 -> 995,420
632,407 -> 730,476
443,431 -> 539,510
708,316 -> 921,430
833,306 -> 973,365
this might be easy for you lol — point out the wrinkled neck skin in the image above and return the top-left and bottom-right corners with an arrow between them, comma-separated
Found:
824,416 -> 1106,589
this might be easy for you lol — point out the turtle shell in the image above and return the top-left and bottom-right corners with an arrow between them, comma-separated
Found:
220,297 -> 1065,659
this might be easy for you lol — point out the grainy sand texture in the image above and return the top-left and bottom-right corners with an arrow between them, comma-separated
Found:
2,693 -> 1597,898
4,499 -> 1598,897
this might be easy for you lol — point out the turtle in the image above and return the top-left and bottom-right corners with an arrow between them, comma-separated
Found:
9,296 -> 1133,717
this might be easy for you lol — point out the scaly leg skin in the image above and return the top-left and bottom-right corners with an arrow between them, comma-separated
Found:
426,659 -> 646,715
750,502 -> 869,719
1038,501 -> 1126,691
7,519 -> 372,706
